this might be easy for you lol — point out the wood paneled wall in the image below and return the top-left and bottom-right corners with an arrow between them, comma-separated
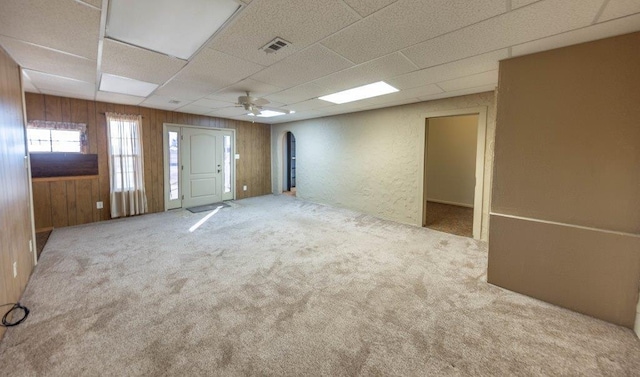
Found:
25,93 -> 271,226
0,48 -> 34,339
32,176 -> 100,231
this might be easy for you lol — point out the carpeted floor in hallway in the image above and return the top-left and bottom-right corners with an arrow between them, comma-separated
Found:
0,195 -> 638,376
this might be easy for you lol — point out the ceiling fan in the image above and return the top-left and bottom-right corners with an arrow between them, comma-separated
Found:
236,91 -> 292,116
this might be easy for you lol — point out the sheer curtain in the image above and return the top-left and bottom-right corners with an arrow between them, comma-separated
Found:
106,113 -> 147,218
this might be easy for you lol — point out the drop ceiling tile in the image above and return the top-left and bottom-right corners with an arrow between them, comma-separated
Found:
402,0 -> 602,68
598,0 -> 640,22
206,79 -> 283,103
192,98 -> 237,109
0,36 -> 96,83
264,83 -> 333,105
283,99 -> 333,112
313,52 -> 417,92
177,48 -> 264,89
343,0 -> 399,17
96,91 -> 145,106
25,69 -> 95,96
155,79 -> 219,102
208,0 -> 360,66
387,49 -> 507,90
0,0 -> 100,59
141,95 -> 184,111
437,70 -> 498,92
418,84 -> 496,101
251,45 -> 353,88
364,84 -> 443,105
101,39 -> 186,85
511,0 -> 539,9
321,0 -> 506,64
176,103 -> 224,116
512,13 -> 640,57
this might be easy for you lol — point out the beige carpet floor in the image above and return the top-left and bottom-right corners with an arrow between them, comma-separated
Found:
425,201 -> 473,238
1,195 -> 638,376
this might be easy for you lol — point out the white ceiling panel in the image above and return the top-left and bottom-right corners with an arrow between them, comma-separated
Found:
512,13 -> 640,57
436,70 -> 498,92
208,106 -> 255,117
364,84 -> 443,105
264,83 -> 333,105
177,48 -> 264,88
101,39 -> 187,85
0,0 -> 100,59
343,0 -> 399,17
206,79 -> 283,103
418,84 -> 496,102
511,0 -> 540,10
313,53 -> 417,92
25,69 -> 94,95
208,0 -> 360,66
598,0 -> 640,22
402,0 -> 603,68
0,36 -> 96,83
283,99 -> 332,112
387,49 -> 508,90
96,91 -> 145,105
192,98 -> 236,109
176,103 -> 222,116
251,45 -> 353,88
141,95 -> 185,111
321,0 -> 506,64
155,79 -> 220,102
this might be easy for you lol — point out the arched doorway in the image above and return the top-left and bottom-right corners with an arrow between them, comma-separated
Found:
282,131 -> 296,196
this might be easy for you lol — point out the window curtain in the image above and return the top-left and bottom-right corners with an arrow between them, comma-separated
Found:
106,113 -> 147,218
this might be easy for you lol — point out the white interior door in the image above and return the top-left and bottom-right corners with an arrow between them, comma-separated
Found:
182,128 -> 223,207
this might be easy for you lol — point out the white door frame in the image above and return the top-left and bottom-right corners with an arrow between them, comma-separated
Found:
419,107 -> 487,240
163,123 -> 236,211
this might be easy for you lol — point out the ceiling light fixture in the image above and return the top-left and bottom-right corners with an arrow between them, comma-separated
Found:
318,81 -> 399,104
247,110 -> 288,118
99,73 -> 158,97
106,0 -> 241,60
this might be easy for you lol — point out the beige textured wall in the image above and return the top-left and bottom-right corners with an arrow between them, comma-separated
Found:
489,32 -> 640,328
426,115 -> 478,207
271,91 -> 495,240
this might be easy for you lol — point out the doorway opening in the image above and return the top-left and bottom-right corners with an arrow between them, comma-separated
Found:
163,124 -> 235,211
282,131 -> 296,197
421,108 -> 487,240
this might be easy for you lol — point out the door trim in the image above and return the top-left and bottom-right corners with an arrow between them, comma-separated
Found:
163,123 -> 236,211
419,107 -> 487,240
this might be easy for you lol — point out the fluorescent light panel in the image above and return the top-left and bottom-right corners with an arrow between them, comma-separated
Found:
248,110 -> 288,118
106,0 -> 240,59
100,73 -> 158,97
319,81 -> 399,104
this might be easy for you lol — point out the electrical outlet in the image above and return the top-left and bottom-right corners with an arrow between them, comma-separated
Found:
235,154 -> 240,160
243,185 -> 247,191
13,262 -> 17,278
29,240 -> 33,253
97,201 -> 103,209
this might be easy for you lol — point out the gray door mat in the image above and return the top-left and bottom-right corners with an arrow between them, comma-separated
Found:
186,202 -> 231,213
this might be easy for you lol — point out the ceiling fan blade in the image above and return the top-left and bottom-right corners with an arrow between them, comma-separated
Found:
254,97 -> 270,106
251,107 -> 261,116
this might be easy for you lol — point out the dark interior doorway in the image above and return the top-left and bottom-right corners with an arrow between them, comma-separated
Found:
283,132 -> 296,196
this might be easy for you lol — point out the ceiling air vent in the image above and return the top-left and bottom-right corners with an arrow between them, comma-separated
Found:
260,37 -> 291,54
168,100 -> 181,104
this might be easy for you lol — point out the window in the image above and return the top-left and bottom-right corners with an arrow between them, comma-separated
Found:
26,121 -> 87,153
106,113 -> 147,218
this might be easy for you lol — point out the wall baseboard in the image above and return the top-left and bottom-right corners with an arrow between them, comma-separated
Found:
426,198 -> 474,208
